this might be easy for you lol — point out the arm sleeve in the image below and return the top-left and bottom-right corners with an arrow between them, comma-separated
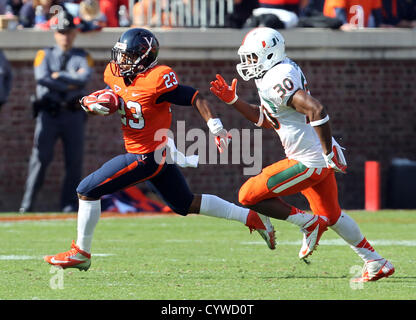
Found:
155,85 -> 198,106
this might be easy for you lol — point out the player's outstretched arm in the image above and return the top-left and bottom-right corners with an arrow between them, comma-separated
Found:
289,90 -> 346,173
210,74 -> 271,128
192,93 -> 231,153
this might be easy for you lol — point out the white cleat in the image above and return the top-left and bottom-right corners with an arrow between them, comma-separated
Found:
245,210 -> 276,250
299,215 -> 328,260
352,258 -> 395,282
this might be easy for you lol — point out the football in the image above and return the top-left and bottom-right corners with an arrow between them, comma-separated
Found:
97,91 -> 119,115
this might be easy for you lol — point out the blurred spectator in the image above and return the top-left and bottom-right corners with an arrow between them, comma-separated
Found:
0,0 -> 21,29
99,0 -> 129,27
381,0 -> 416,27
132,0 -> 151,27
299,0 -> 324,16
258,0 -> 302,14
323,0 -> 383,30
0,50 -> 13,111
5,0 -> 24,16
19,11 -> 93,213
0,0 -> 6,13
225,0 -> 259,28
19,0 -> 62,28
132,0 -> 172,28
74,0 -> 106,32
244,0 -> 302,28
297,0 -> 343,28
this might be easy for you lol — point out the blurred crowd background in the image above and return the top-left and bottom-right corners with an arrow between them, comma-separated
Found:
0,0 -> 415,32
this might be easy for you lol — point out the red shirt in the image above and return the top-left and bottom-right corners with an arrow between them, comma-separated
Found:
99,0 -> 129,27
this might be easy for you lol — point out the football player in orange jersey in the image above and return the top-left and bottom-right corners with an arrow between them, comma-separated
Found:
44,28 -> 276,271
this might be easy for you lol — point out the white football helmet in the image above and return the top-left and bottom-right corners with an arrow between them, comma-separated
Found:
236,27 -> 286,81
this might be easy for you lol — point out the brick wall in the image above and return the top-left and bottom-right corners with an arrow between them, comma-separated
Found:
1,58 -> 415,212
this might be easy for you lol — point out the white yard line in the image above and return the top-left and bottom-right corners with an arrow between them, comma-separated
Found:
240,239 -> 416,246
164,239 -> 416,246
0,253 -> 114,260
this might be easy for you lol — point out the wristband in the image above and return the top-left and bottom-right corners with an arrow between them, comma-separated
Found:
310,115 -> 329,127
255,106 -> 264,127
207,118 -> 224,135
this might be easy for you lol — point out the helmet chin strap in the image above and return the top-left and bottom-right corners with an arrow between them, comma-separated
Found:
121,58 -> 159,83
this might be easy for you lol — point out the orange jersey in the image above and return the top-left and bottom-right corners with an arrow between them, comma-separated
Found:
104,64 -> 179,154
323,0 -> 381,27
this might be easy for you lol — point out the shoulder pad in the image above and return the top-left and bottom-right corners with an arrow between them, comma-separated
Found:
148,65 -> 179,93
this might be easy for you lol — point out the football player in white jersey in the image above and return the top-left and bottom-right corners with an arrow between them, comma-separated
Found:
210,27 -> 394,282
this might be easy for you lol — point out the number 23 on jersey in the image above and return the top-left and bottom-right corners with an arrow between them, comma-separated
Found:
118,71 -> 177,130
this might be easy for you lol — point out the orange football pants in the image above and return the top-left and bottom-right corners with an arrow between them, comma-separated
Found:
238,159 -> 341,225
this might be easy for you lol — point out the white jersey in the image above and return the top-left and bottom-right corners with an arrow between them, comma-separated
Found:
255,57 -> 330,168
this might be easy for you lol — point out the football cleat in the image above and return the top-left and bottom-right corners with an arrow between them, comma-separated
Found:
44,240 -> 91,271
245,210 -> 276,250
352,258 -> 395,282
299,215 -> 328,260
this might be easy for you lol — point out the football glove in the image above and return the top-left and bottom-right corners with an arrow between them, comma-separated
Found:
210,74 -> 238,105
80,89 -> 114,116
207,118 -> 232,153
323,145 -> 347,174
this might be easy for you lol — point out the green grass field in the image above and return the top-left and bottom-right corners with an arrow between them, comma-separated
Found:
0,210 -> 415,300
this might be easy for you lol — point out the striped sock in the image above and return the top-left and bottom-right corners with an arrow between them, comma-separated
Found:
330,211 -> 382,262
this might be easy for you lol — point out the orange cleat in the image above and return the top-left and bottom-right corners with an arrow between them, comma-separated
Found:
299,215 -> 328,260
44,240 -> 91,271
352,259 -> 395,282
245,210 -> 276,250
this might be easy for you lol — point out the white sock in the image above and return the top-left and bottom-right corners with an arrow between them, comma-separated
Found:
199,194 -> 249,224
286,206 -> 317,228
330,211 -> 382,262
76,199 -> 101,253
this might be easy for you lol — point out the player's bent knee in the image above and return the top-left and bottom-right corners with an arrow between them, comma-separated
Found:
76,176 -> 101,200
171,205 -> 189,216
77,193 -> 99,201
328,209 -> 342,226
238,184 -> 256,207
